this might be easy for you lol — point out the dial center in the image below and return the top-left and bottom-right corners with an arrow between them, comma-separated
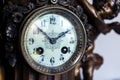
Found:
49,38 -> 57,44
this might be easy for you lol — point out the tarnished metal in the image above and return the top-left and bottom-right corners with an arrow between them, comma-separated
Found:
76,0 -> 120,80
0,0 -> 120,80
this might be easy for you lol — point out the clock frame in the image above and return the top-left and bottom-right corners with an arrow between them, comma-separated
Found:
20,6 -> 87,75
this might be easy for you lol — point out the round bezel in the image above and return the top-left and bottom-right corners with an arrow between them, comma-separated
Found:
20,6 -> 87,75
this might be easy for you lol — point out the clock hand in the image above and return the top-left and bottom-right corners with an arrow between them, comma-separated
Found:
56,29 -> 71,40
34,24 -> 71,44
38,28 -> 58,44
48,29 -> 71,44
34,24 -> 51,41
34,24 -> 58,44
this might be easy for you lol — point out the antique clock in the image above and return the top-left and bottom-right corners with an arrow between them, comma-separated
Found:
20,6 -> 87,75
2,0 -> 120,79
2,0 -> 92,79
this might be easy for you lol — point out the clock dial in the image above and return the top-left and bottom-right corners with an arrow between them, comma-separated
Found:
20,6 -> 87,75
24,13 -> 77,67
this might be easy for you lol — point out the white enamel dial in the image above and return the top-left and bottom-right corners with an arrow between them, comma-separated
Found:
20,7 -> 87,75
24,13 -> 77,67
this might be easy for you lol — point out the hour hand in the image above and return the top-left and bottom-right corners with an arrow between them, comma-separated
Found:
56,29 -> 71,40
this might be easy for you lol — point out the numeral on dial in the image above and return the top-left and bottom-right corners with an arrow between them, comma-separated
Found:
29,38 -> 34,45
70,40 -> 76,44
40,55 -> 44,63
41,20 -> 46,27
70,37 -> 76,44
50,15 -> 56,25
50,57 -> 55,65
60,54 -> 64,61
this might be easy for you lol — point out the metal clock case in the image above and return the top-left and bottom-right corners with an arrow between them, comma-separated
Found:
20,6 -> 87,75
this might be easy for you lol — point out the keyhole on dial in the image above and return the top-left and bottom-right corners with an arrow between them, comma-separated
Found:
36,47 -> 44,55
61,46 -> 68,54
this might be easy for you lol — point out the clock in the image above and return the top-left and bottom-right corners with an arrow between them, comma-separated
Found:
20,6 -> 87,75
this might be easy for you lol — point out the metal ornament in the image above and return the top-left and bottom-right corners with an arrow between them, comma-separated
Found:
1,0 -> 120,80
51,0 -> 58,4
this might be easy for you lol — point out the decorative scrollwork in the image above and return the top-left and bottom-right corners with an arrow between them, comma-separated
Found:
1,0 -> 120,79
3,0 -> 92,68
58,0 -> 70,6
51,0 -> 58,4
3,1 -> 33,67
35,0 -> 49,6
2,1 -> 96,80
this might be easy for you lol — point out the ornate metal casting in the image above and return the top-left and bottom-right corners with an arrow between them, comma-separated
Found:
0,0 -> 120,80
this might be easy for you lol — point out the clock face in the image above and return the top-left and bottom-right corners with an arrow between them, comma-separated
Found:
20,6 -> 87,75
24,13 -> 77,67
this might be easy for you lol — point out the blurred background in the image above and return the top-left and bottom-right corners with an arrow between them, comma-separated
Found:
93,15 -> 120,80
87,0 -> 120,80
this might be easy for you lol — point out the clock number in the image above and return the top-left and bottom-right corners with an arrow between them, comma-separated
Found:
70,37 -> 76,44
50,57 -> 55,65
29,38 -> 34,45
41,20 -> 46,27
68,47 -> 71,53
60,54 -> 64,61
70,40 -> 76,44
70,40 -> 74,44
33,48 -> 36,54
40,55 -> 44,63
50,15 -> 56,25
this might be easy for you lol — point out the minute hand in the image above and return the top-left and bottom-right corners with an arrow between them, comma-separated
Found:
38,28 -> 51,40
34,24 -> 51,40
56,29 -> 71,40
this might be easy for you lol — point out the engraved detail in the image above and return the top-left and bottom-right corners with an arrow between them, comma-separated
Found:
51,0 -> 58,4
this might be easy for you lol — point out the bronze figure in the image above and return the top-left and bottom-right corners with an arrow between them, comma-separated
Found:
75,0 -> 120,80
